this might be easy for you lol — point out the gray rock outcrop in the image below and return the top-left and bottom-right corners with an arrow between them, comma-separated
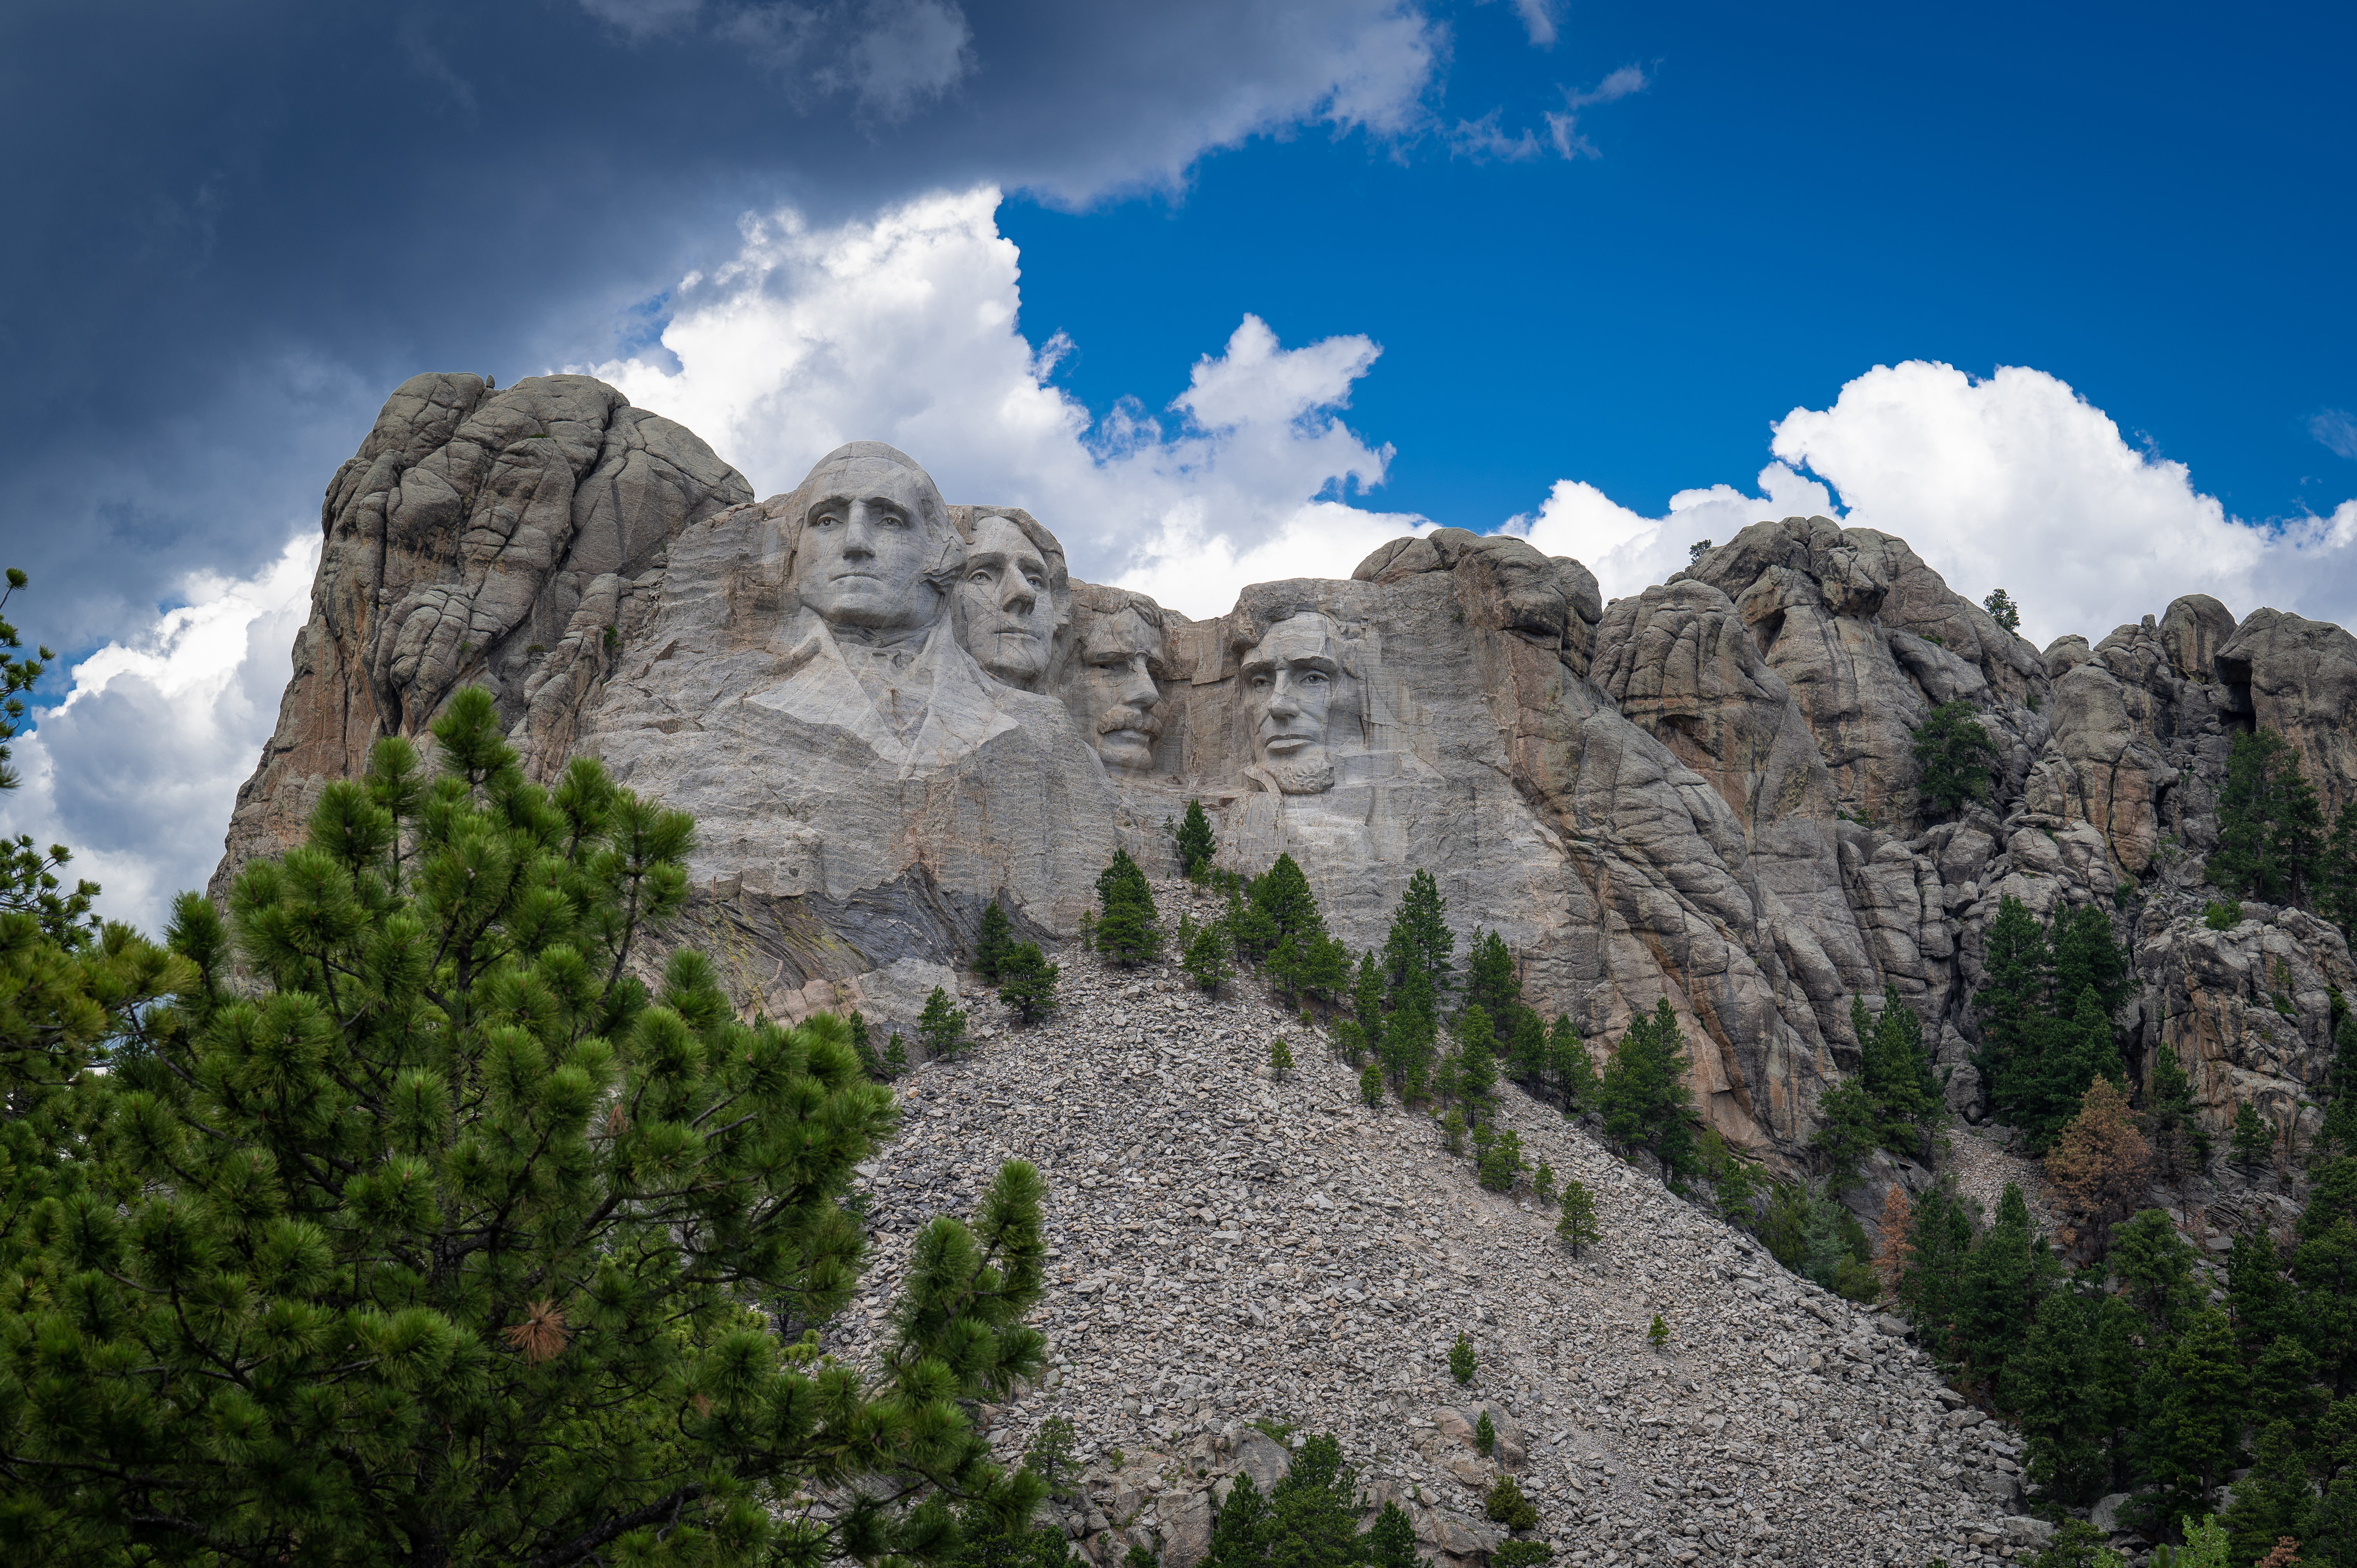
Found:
214,374 -> 2357,1166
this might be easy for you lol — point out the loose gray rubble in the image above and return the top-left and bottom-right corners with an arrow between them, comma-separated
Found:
831,882 -> 2052,1568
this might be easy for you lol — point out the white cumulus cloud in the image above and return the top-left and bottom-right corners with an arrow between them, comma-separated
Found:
582,185 -> 1433,618
1514,360 -> 2357,649
0,533 -> 318,932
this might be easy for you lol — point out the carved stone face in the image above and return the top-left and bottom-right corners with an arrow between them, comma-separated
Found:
793,459 -> 942,631
1242,613 -> 1345,794
956,514 -> 1058,689
1077,607 -> 1166,771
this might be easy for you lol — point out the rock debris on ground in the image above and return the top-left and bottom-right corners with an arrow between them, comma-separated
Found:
831,882 -> 2056,1568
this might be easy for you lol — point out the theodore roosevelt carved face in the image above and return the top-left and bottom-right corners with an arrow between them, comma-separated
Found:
1241,611 -> 1350,794
790,445 -> 956,634
1073,601 -> 1167,771
955,513 -> 1064,690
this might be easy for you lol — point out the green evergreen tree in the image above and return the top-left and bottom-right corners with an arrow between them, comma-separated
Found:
1183,917 -> 1235,995
976,900 -> 1014,982
1269,1036 -> 1295,1081
1596,999 -> 1698,1180
1204,1467 -> 1270,1568
922,984 -> 970,1060
1694,1128 -> 1765,1222
1975,892 -> 2053,1091
2209,728 -> 2326,906
1958,1183 -> 2056,1383
1556,1180 -> 1601,1257
2147,1040 -> 2212,1175
1440,1105 -> 1468,1155
1448,1332 -> 1477,1385
1504,1002 -> 1548,1086
1482,1471 -> 1537,1531
2288,1155 -> 2357,1398
1473,1408 -> 1496,1457
1532,1160 -> 1557,1205
1464,929 -> 1518,1036
2111,1207 -> 2204,1341
2233,1100 -> 2278,1170
1647,1313 -> 1670,1349
1348,948 -> 1386,1048
1382,869 -> 1455,1003
1358,1061 -> 1384,1106
2318,1003 -> 2357,1158
1548,1014 -> 1597,1111
1380,965 -> 1438,1099
1365,1501 -> 1417,1568
883,1031 -> 910,1078
1896,1185 -> 1976,1361
1982,588 -> 2021,633
1454,1005 -> 1498,1109
2223,1419 -> 2320,1568
1173,800 -> 1219,880
1856,995 -> 1942,1155
1095,853 -> 1164,968
851,1006 -> 886,1079
2323,802 -> 2357,943
0,689 -> 1048,1568
998,941 -> 1061,1025
1262,1433 -> 1364,1568
2009,1288 -> 2141,1505
1475,1128 -> 1525,1192
1912,699 -> 1998,817
2136,1307 -> 2249,1510
1810,1076 -> 1883,1195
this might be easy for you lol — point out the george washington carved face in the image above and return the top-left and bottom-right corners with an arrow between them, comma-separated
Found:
790,447 -> 956,633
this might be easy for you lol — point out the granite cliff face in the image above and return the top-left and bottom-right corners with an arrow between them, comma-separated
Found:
215,374 -> 2357,1171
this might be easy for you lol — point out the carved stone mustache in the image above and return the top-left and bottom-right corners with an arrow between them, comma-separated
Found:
1097,706 -> 1163,737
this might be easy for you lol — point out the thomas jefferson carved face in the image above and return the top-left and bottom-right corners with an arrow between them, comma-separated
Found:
1076,607 -> 1166,771
1242,613 -> 1346,794
793,455 -> 948,632
955,514 -> 1058,689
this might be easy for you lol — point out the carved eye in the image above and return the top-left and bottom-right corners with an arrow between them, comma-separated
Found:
1025,573 -> 1046,590
813,513 -> 839,529
969,569 -> 993,583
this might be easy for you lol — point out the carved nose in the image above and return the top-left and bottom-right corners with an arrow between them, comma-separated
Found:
1266,681 -> 1300,717
1002,578 -> 1036,613
1118,659 -> 1157,704
841,509 -> 877,557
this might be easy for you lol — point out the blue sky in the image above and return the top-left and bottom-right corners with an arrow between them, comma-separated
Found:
4,0 -> 2355,926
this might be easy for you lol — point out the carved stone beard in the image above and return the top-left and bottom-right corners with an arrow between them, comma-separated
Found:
1259,752 -> 1335,795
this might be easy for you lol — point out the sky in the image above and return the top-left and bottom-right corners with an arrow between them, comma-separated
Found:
4,0 -> 2355,930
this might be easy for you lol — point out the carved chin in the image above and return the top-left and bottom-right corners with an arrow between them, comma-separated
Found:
1262,755 -> 1335,795
981,637 -> 1047,686
1095,730 -> 1157,769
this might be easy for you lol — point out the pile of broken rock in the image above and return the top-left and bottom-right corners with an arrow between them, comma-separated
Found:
832,882 -> 2052,1568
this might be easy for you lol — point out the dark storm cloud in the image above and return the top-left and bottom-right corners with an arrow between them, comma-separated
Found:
0,0 -> 1442,652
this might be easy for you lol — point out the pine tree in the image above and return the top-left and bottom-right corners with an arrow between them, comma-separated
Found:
1810,1076 -> 1882,1195
1465,928 -> 1518,1035
1958,1183 -> 2055,1382
2147,1041 -> 2211,1176
998,941 -> 1060,1024
1856,995 -> 1942,1154
1263,1432 -> 1364,1568
1897,1186 -> 1976,1361
2111,1207 -> 2203,1340
1449,1332 -> 1477,1384
1173,800 -> 1219,880
1474,1409 -> 1496,1457
1505,1002 -> 1548,1086
1556,1180 -> 1601,1257
1455,1005 -> 1498,1108
2319,1003 -> 2357,1158
1204,1467 -> 1270,1568
1380,964 -> 1438,1100
1548,1014 -> 1597,1111
976,901 -> 1014,982
2209,728 -> 2326,906
1912,700 -> 1997,817
1358,1061 -> 1383,1106
1269,1036 -> 1295,1080
1023,1414 -> 1082,1502
1,690 -> 1050,1567
1366,1501 -> 1418,1568
2233,1100 -> 2278,1170
2137,1308 -> 2250,1510
2007,1288 -> 2140,1505
1597,999 -> 1698,1180
1532,1160 -> 1557,1205
1647,1314 -> 1669,1349
851,1007 -> 887,1079
2223,1420 -> 2320,1568
1382,869 -> 1454,1003
1440,1105 -> 1467,1155
1475,1128 -> 1525,1193
1183,917 -> 1235,994
1095,852 -> 1164,968
1983,587 -> 2021,633
922,984 -> 970,1060
884,1031 -> 910,1078
1349,949 -> 1386,1050
2044,1077 -> 2152,1262
1483,1471 -> 1538,1531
